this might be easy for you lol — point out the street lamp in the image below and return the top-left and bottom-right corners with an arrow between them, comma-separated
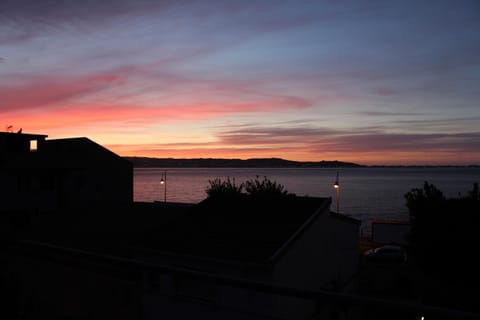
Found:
160,171 -> 167,203
333,171 -> 340,214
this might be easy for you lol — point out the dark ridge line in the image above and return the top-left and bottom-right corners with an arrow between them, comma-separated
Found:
123,157 -> 364,168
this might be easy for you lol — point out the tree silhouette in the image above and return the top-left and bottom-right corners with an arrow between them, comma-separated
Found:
404,181 -> 445,219
404,182 -> 480,312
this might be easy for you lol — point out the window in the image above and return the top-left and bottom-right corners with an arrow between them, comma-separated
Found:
30,140 -> 38,152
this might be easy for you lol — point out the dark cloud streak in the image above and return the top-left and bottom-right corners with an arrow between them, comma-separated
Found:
0,0 -> 178,43
217,125 -> 480,154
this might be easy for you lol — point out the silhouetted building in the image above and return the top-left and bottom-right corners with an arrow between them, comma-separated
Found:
0,131 -> 133,212
1,134 -> 365,318
134,195 -> 361,319
4,195 -> 361,319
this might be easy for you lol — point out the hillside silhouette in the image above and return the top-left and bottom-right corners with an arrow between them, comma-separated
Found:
124,157 -> 363,168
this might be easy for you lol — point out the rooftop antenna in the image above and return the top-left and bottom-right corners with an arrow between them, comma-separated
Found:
16,128 -> 22,134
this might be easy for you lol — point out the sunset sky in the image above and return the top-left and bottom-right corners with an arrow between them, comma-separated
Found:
2,0 -> 480,165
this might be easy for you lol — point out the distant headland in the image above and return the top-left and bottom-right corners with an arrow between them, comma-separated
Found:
124,157 -> 363,168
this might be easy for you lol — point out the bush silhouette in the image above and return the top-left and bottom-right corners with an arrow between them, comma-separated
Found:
205,176 -> 290,198
205,177 -> 243,198
245,175 -> 288,197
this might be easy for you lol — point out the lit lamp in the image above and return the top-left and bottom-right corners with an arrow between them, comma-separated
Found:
160,171 -> 167,203
333,171 -> 340,214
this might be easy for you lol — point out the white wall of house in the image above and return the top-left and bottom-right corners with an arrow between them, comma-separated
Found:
273,212 -> 359,292
267,210 -> 359,319
329,216 -> 361,284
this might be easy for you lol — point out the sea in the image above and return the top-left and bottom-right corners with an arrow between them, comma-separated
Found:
134,167 -> 480,232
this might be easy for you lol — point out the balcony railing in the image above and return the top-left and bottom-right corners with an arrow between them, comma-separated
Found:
3,240 -> 479,320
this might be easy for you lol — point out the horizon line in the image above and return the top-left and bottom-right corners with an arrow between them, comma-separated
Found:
123,156 -> 480,168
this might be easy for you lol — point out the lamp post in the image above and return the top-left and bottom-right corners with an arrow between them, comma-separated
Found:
160,171 -> 167,203
333,171 -> 340,214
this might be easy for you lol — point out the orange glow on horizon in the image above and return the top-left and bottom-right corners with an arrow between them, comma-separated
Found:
105,144 -> 479,166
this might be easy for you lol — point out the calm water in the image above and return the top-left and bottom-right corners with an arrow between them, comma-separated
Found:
134,167 -> 480,230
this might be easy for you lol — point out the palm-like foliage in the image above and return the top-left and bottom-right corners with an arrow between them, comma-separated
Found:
205,177 -> 244,198
244,176 -> 288,197
205,176 -> 290,198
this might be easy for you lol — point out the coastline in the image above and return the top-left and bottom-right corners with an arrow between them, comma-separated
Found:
124,156 -> 479,168
124,156 -> 363,168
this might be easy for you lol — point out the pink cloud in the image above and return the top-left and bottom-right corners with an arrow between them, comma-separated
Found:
2,67 -> 313,132
4,99 -> 310,135
1,73 -> 127,112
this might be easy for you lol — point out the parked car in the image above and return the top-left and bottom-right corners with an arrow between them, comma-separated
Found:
363,245 -> 407,263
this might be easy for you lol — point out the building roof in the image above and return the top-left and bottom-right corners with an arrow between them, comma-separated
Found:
1,133 -> 130,169
136,195 -> 332,264
0,131 -> 48,139
40,137 -> 131,168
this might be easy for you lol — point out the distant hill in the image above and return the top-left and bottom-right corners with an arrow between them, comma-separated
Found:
124,157 -> 363,168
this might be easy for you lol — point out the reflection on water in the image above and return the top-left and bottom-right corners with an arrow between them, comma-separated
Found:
134,167 -> 480,230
